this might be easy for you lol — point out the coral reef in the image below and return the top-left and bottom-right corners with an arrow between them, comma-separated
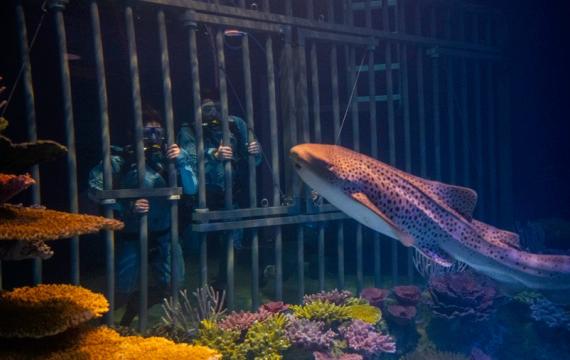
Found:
338,319 -> 396,355
313,352 -> 363,360
399,348 -> 469,360
219,309 -> 271,332
0,173 -> 35,204
285,318 -> 337,351
528,297 -> 570,329
385,305 -> 417,326
359,287 -> 389,307
195,320 -> 246,359
393,286 -> 422,306
243,314 -> 291,359
260,301 -> 289,314
290,300 -> 351,324
304,289 -> 354,305
0,135 -> 67,174
428,272 -> 497,321
345,304 -> 382,324
0,284 -> 109,338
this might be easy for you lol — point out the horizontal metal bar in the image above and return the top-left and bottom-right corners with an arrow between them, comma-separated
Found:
88,187 -> 182,202
192,205 -> 298,222
432,46 -> 503,61
298,29 -> 375,46
356,94 -> 402,102
352,0 -> 499,14
192,212 -> 348,232
191,11 -> 284,33
139,0 -> 500,55
351,0 -> 397,10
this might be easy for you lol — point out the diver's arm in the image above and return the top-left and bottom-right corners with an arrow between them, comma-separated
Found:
175,146 -> 198,195
88,155 -> 125,212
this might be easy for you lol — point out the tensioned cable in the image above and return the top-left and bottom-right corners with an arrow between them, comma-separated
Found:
1,1 -> 49,118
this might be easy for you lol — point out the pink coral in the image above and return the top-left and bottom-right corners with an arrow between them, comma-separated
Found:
359,288 -> 389,307
0,173 -> 35,204
313,352 -> 363,360
304,289 -> 353,305
260,301 -> 288,314
218,310 -> 271,332
339,320 -> 396,355
393,285 -> 421,306
385,305 -> 417,326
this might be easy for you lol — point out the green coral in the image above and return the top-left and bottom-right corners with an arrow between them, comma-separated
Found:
345,304 -> 382,324
194,320 -> 246,360
243,314 -> 290,359
513,291 -> 543,305
290,301 -> 351,324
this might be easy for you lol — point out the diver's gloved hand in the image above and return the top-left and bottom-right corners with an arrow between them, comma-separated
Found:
166,143 -> 181,160
214,142 -> 233,161
0,76 -> 7,110
133,198 -> 149,213
247,141 -> 261,155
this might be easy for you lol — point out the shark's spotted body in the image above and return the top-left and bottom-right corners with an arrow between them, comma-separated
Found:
290,144 -> 570,290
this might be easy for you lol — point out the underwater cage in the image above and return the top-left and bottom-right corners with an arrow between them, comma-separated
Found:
8,0 -> 568,359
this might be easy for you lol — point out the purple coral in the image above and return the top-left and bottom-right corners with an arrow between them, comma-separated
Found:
313,352 -> 363,360
392,285 -> 421,306
304,289 -> 353,305
338,320 -> 396,355
260,301 -> 289,314
385,304 -> 417,326
218,310 -> 271,331
359,288 -> 389,307
285,318 -> 336,350
428,272 -> 497,321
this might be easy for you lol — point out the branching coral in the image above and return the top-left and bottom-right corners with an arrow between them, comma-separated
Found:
304,289 -> 354,305
290,300 -> 351,324
0,173 -> 35,204
313,352 -> 363,360
219,309 -> 271,332
243,314 -> 291,359
285,318 -> 337,351
0,239 -> 54,260
0,284 -> 109,338
195,319 -> 246,360
345,304 -> 382,325
260,301 -> 289,314
0,203 -> 124,242
338,320 -> 396,355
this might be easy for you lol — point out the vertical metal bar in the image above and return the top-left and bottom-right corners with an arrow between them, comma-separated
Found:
398,0 -> 414,283
263,0 -> 270,12
90,0 -> 115,324
266,35 -> 283,300
383,0 -> 397,285
445,8 -> 457,184
16,0 -> 43,284
472,13 -> 485,219
485,18 -> 497,223
459,11 -> 470,187
306,0 -> 314,20
415,4 -> 427,179
327,0 -> 335,23
50,0 -> 79,285
215,29 -> 235,309
242,33 -> 260,310
310,41 -> 325,291
158,11 -> 180,299
125,5 -> 148,331
285,0 -> 292,17
184,11 -> 208,287
430,7 -> 442,181
296,34 -> 310,303
239,0 -> 246,8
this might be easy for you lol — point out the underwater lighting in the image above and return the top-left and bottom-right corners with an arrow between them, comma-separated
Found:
224,29 -> 247,37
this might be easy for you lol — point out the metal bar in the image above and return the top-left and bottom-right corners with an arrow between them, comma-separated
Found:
16,0 -> 43,284
89,187 -> 182,201
486,20 -> 497,223
241,32 -> 260,310
306,0 -> 314,20
90,0 -> 115,325
498,58 -> 514,226
193,205 -> 298,222
430,7 -> 442,181
459,11 -> 470,187
298,29 -> 376,47
191,12 -> 284,33
337,221 -> 345,289
157,10 -> 181,300
415,4 -> 427,178
125,4 -> 148,331
139,0 -> 501,55
327,0 -> 334,24
356,94 -> 402,102
262,0 -> 269,12
383,0 -> 397,285
285,0 -> 292,17
297,225 -> 304,303
50,0 -> 79,285
216,29 -> 235,309
354,0 -> 500,13
265,34 -> 283,300
472,13 -> 485,219
445,8 -> 457,184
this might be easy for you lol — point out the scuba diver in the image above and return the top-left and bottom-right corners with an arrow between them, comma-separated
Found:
88,106 -> 197,326
178,98 -> 262,288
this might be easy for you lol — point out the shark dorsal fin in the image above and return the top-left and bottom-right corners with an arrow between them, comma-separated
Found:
423,181 -> 478,221
472,220 -> 522,249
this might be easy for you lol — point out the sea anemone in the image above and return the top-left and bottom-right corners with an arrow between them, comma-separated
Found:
0,284 -> 109,338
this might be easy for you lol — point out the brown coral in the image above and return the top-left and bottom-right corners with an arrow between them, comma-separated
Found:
0,204 -> 123,242
0,173 -> 35,204
0,135 -> 67,173
0,239 -> 54,260
0,284 -> 109,338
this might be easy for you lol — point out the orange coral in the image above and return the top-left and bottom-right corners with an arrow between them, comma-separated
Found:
0,204 -> 123,242
0,173 -> 35,204
0,284 -> 109,338
0,326 -> 222,359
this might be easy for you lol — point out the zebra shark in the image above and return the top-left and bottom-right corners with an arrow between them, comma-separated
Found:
290,143 -> 570,290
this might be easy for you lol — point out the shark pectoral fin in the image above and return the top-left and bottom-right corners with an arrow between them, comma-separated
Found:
416,244 -> 455,267
350,191 -> 415,247
472,220 -> 522,249
430,182 -> 478,221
